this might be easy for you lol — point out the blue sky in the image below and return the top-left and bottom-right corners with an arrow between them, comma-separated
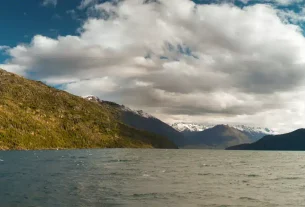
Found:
1,0 -> 305,131
0,0 -> 80,62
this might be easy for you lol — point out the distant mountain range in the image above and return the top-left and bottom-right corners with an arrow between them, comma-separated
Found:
172,122 -> 214,132
172,122 -> 277,135
171,122 -> 277,148
180,125 -> 252,149
85,97 -> 278,149
227,129 -> 305,151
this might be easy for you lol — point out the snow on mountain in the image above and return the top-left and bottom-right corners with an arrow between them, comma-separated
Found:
83,95 -> 154,119
171,122 -> 214,132
172,122 -> 277,135
83,95 -> 185,146
232,125 -> 277,135
121,107 -> 155,119
83,95 -> 101,102
83,96 -> 278,139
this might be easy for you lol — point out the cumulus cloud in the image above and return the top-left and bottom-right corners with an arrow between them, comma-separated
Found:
2,0 -> 305,132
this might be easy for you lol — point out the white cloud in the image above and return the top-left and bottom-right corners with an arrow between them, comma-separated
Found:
78,0 -> 98,10
0,45 -> 9,51
64,77 -> 117,96
0,64 -> 27,76
42,0 -> 57,7
2,0 -> 305,133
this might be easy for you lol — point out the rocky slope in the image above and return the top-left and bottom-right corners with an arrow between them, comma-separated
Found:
0,69 -> 177,150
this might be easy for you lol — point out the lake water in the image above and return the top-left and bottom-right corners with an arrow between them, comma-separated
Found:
1,149 -> 305,206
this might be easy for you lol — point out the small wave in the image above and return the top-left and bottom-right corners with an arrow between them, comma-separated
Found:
283,177 -> 301,180
50,172 -> 64,177
0,159 -> 3,162
247,174 -> 259,177
132,192 -> 165,199
109,172 -> 129,176
198,173 -> 213,176
132,192 -> 185,200
198,205 -> 231,207
106,159 -> 132,163
239,197 -> 258,201
271,176 -> 302,180
200,164 -> 217,167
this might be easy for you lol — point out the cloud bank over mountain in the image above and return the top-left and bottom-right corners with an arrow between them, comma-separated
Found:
1,0 -> 305,133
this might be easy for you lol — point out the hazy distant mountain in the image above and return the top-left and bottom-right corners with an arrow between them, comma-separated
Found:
0,69 -> 177,150
227,129 -> 305,151
172,122 -> 276,142
180,125 -> 252,149
84,96 -> 185,146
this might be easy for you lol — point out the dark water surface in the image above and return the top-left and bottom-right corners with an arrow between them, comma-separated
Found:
1,149 -> 305,206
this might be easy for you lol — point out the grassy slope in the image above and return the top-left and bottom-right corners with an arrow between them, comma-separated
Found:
0,69 -> 177,150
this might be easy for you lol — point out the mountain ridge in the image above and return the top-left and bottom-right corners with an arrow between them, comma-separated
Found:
172,122 -> 277,142
84,96 -> 186,147
0,69 -> 177,150
172,122 -> 276,134
180,124 -> 252,149
227,129 -> 305,151
82,97 -> 279,149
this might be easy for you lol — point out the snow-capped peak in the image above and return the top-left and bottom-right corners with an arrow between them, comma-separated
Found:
122,106 -> 155,119
83,96 -> 155,119
83,95 -> 102,103
171,122 -> 214,132
232,124 -> 277,135
171,122 -> 277,135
